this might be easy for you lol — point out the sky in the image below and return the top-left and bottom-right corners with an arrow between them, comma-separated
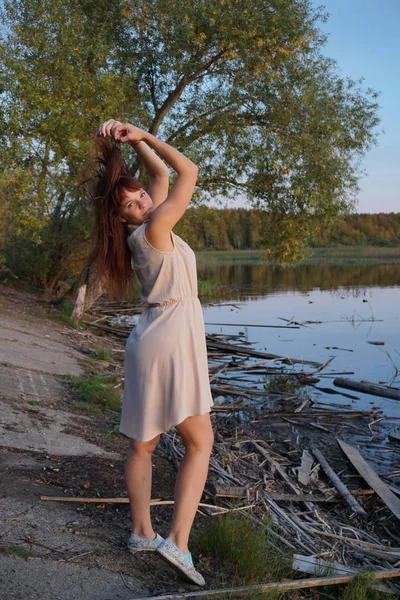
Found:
312,0 -> 400,213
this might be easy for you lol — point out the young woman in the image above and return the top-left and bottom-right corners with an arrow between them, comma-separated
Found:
92,119 -> 214,586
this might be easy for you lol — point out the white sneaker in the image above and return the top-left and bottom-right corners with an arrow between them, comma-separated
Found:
127,532 -> 164,552
156,538 -> 205,586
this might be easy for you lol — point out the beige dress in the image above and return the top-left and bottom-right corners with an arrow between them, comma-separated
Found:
119,220 -> 214,441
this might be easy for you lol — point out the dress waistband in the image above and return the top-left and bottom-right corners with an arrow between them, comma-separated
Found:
146,297 -> 197,308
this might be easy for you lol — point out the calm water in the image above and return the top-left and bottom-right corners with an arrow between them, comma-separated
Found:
199,261 -> 400,418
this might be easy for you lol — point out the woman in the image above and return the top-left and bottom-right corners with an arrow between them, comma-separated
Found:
92,119 -> 214,586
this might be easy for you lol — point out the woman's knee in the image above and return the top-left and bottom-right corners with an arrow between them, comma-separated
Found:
128,435 -> 160,458
177,414 -> 214,454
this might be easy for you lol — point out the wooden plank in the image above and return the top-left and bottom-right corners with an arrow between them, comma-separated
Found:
338,439 -> 400,521
269,493 -> 335,503
128,570 -> 400,599
311,446 -> 366,516
334,378 -> 400,400
298,450 -> 314,486
292,555 -> 399,595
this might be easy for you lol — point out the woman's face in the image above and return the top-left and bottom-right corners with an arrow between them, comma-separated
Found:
119,188 -> 154,225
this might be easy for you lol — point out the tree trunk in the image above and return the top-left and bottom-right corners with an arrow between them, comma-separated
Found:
72,261 -> 105,322
71,283 -> 87,322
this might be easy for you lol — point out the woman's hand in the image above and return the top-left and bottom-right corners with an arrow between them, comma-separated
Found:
97,119 -> 146,144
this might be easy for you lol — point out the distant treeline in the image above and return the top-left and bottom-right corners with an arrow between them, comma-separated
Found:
174,208 -> 400,250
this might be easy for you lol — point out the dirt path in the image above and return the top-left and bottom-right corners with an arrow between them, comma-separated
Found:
0,286 -> 191,600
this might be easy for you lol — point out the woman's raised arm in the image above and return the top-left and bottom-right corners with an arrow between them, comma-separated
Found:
132,141 -> 169,209
108,122 -> 198,249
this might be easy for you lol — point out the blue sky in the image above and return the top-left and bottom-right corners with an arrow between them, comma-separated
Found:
315,0 -> 400,213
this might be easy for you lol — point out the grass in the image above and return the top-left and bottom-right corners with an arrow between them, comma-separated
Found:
193,512 -> 292,596
303,245 -> 400,266
49,299 -> 79,328
90,345 -> 114,363
335,571 -> 397,599
191,513 -> 397,600
196,250 -> 265,266
71,372 -> 122,412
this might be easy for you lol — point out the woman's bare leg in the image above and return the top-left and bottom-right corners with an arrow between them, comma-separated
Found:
168,414 -> 214,553
125,435 -> 159,539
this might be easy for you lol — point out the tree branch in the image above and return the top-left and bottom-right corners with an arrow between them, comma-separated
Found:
149,50 -> 227,136
198,176 -> 249,191
166,102 -> 234,143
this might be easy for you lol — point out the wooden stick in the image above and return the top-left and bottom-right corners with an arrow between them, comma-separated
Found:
204,322 -> 300,329
311,446 -> 366,516
128,570 -> 400,599
40,496 -> 226,511
307,527 -> 400,551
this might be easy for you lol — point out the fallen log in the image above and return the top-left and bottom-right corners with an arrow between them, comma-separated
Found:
311,446 -> 366,516
334,378 -> 400,401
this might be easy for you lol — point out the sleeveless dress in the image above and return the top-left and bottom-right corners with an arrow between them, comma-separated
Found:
119,220 -> 214,441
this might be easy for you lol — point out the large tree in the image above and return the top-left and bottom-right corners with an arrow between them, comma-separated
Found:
0,0 -> 379,296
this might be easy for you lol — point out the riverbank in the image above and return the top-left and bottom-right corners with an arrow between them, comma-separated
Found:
2,284 -> 400,599
196,246 -> 400,266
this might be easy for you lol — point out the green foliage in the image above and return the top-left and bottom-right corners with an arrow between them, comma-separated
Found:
194,512 -> 292,587
71,372 -> 121,412
0,0 -> 380,287
0,254 -> 17,282
176,208 -> 400,253
337,571 -> 397,600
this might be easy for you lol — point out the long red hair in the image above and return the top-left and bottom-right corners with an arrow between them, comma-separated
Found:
85,137 -> 144,298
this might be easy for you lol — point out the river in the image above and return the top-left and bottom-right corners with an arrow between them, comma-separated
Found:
198,259 -> 400,419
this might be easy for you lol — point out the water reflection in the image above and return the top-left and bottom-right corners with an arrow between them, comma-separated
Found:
197,262 -> 400,301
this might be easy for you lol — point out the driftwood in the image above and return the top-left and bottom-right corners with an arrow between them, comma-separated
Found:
338,439 -> 400,521
334,378 -> 400,401
263,410 -> 370,420
204,321 -> 300,329
206,338 -> 320,366
297,450 -> 314,486
128,570 -> 400,599
311,446 -> 366,516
